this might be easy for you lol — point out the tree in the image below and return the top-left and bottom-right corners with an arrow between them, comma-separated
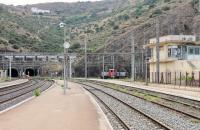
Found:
70,43 -> 81,50
113,25 -> 119,30
135,1 -> 143,17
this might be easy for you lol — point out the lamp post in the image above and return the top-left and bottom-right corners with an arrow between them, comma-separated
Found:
60,22 -> 70,95
63,41 -> 70,95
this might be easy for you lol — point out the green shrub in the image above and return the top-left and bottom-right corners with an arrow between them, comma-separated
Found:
0,77 -> 10,82
178,76 -> 194,81
12,44 -> 19,49
95,26 -> 103,32
34,89 -> 41,97
108,21 -> 115,26
113,25 -> 119,30
162,6 -> 170,11
151,9 -> 162,17
135,2 -> 143,17
144,0 -> 158,8
164,0 -> 171,3
118,14 -> 130,21
70,43 -> 81,50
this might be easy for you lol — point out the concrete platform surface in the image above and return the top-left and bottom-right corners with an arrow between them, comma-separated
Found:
87,79 -> 200,101
0,79 -> 29,88
0,80 -> 112,130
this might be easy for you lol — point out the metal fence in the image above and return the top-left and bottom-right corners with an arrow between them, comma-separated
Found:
151,71 -> 200,87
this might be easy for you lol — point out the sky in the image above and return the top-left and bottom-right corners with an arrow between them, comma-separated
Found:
0,0 -> 101,6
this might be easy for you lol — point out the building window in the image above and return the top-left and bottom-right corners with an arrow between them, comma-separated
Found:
168,46 -> 179,58
149,48 -> 153,58
189,47 -> 194,55
168,48 -> 171,57
195,48 -> 199,55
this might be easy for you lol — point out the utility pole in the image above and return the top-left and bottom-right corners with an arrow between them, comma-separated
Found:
69,57 -> 72,79
63,27 -> 67,94
143,30 -> 146,81
102,44 -> 105,79
145,47 -> 148,86
68,27 -> 71,79
102,54 -> 105,79
131,35 -> 135,82
112,55 -> 115,69
9,57 -> 12,81
2,55 -> 5,78
141,49 -> 144,78
84,35 -> 87,79
156,17 -> 160,83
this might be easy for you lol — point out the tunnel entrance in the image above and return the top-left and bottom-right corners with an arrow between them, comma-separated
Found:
7,68 -> 19,77
25,68 -> 38,76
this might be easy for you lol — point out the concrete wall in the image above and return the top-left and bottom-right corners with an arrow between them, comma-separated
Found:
0,70 -> 7,79
150,60 -> 200,82
150,35 -> 196,44
150,43 -> 177,63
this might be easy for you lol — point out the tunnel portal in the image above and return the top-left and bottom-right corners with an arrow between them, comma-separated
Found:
7,68 -> 19,77
25,68 -> 38,76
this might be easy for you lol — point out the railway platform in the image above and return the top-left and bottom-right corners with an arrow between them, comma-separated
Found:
0,80 -> 112,130
86,79 -> 200,101
0,79 -> 29,88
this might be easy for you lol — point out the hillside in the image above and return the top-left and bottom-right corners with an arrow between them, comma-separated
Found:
0,0 -> 200,77
0,0 -> 130,52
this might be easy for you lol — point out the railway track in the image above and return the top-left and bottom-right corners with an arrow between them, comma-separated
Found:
0,80 -> 39,97
93,81 -> 200,109
84,86 -> 130,130
83,85 -> 170,130
87,80 -> 200,120
75,80 -> 200,130
0,80 -> 33,92
0,79 -> 54,111
86,82 -> 200,120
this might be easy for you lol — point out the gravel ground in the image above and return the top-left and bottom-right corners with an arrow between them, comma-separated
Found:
93,82 -> 200,119
85,83 -> 200,130
0,80 -> 53,111
0,80 -> 37,94
85,86 -> 164,130
155,97 -> 200,118
94,97 -> 125,130
0,80 -> 42,102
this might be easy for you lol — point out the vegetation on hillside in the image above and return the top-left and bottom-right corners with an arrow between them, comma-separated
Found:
0,0 -> 199,54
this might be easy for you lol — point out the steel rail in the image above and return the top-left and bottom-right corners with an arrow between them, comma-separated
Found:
0,80 -> 39,96
84,87 -> 130,130
78,82 -> 171,130
87,80 -> 200,120
0,80 -> 54,105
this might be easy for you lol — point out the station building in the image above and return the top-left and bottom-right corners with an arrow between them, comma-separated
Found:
147,35 -> 200,82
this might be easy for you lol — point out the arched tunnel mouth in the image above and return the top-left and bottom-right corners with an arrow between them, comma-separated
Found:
25,68 -> 38,76
7,68 -> 19,77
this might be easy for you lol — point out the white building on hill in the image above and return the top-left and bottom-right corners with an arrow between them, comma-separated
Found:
31,7 -> 50,14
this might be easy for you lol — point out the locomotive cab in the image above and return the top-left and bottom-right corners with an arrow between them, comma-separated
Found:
108,69 -> 117,78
